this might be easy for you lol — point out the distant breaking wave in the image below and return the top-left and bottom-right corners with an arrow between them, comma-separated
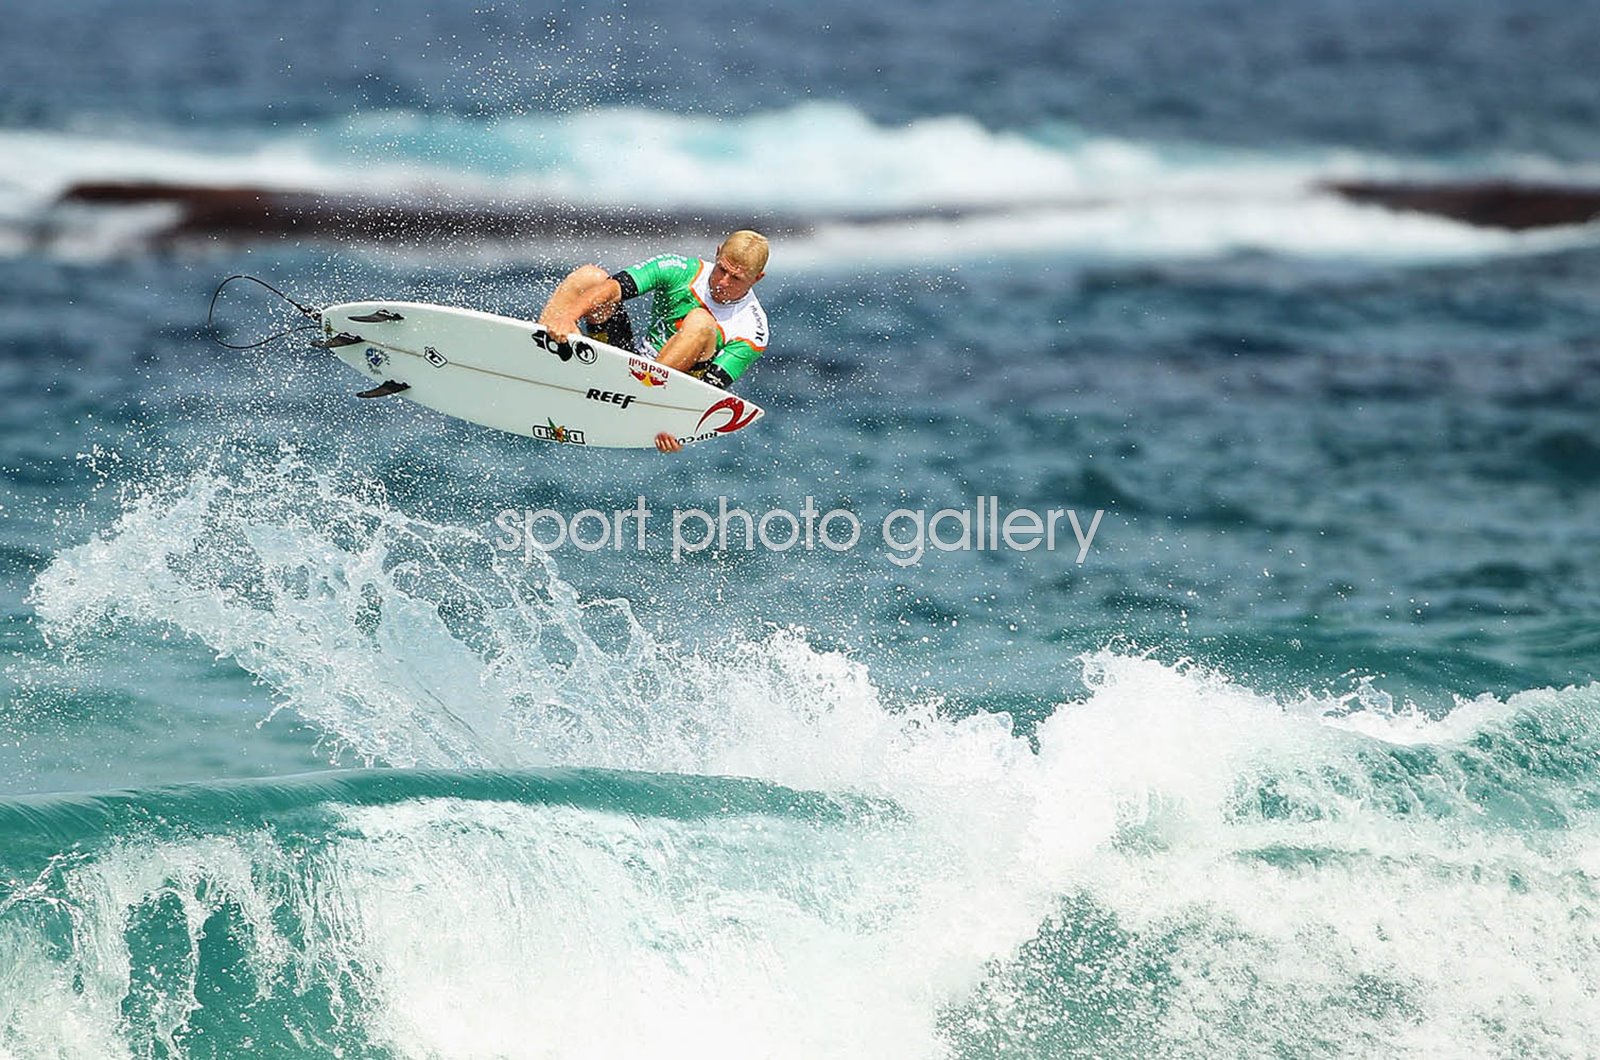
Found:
3,102 -> 1599,265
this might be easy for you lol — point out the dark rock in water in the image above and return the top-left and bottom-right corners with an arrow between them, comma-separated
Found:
1326,180 -> 1600,231
58,181 -> 810,245
63,177 -> 1600,246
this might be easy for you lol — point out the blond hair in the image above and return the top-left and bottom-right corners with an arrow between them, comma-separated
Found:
719,230 -> 769,275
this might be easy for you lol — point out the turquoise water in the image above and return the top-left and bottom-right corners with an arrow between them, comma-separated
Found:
4,1 -> 1600,1056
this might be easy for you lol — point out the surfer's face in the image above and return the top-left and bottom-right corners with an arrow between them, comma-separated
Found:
708,254 -> 762,303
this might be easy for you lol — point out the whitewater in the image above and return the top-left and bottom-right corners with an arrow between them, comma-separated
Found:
6,103 -> 1600,266
4,455 -> 1595,1057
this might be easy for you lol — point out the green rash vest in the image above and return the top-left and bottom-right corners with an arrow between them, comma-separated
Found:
617,254 -> 769,385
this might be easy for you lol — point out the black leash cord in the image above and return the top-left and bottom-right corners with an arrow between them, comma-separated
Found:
208,274 -> 323,351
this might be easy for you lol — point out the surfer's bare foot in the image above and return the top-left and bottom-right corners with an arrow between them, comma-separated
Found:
655,431 -> 683,453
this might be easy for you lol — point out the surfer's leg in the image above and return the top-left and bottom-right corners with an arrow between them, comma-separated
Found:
656,308 -> 718,373
589,303 -> 637,352
539,265 -> 622,338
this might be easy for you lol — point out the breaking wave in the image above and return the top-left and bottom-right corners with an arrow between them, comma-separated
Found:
11,450 -> 1600,1057
6,103 -> 1599,264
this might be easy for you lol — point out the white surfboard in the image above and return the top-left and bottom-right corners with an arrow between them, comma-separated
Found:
316,301 -> 765,449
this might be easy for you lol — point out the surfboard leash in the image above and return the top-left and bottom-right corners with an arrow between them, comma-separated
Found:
207,273 -> 324,351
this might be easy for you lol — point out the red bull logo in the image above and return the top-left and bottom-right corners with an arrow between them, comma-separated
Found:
628,357 -> 670,388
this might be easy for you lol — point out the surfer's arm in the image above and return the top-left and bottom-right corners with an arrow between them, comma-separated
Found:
704,338 -> 763,389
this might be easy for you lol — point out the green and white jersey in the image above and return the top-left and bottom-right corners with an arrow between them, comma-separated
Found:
617,254 -> 769,385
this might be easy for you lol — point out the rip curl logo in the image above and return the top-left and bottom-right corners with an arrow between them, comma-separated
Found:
694,395 -> 760,435
628,357 -> 669,388
364,347 -> 388,371
532,420 -> 586,445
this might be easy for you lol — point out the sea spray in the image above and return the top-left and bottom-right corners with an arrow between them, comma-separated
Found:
19,450 -> 1600,1057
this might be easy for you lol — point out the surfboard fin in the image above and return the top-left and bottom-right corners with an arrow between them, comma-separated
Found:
349,309 -> 404,323
356,380 -> 411,398
312,332 -> 364,349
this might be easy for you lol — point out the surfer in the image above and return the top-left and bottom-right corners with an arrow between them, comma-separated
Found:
538,230 -> 770,452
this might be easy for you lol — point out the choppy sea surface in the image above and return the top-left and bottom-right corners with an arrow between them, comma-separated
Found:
3,2 -> 1600,1056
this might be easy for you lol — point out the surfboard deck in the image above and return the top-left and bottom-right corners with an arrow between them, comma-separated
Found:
317,301 -> 765,449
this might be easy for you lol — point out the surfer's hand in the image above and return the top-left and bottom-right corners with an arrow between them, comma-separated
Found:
655,431 -> 683,453
537,315 -> 575,342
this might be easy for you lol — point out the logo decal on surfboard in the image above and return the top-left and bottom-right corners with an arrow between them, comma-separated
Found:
586,389 -> 637,409
364,347 -> 389,370
532,420 -> 586,445
424,346 -> 448,367
531,330 -> 596,364
694,396 -> 760,435
628,357 -> 669,388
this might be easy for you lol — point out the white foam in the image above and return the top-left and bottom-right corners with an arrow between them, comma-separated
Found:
297,102 -> 1331,212
781,192 -> 1599,270
0,124 -> 463,213
6,104 -> 1599,265
319,799 -> 956,1059
27,455 -> 1600,1056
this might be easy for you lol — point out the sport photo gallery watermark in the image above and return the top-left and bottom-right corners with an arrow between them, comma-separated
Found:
492,497 -> 1104,567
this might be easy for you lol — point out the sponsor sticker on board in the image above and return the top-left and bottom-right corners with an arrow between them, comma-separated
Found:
532,420 -> 586,445
694,395 -> 760,434
532,329 -> 597,365
628,357 -> 669,388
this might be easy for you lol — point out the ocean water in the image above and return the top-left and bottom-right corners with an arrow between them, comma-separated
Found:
4,1 -> 1600,1056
